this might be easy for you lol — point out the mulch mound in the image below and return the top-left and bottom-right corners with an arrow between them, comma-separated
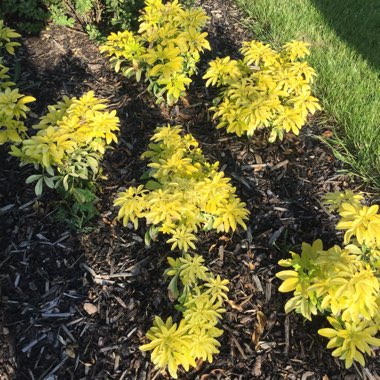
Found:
0,1 -> 378,379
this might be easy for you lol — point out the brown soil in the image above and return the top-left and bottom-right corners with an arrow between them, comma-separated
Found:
0,1 -> 378,379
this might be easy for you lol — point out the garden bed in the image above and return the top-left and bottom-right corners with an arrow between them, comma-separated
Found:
0,1 -> 378,379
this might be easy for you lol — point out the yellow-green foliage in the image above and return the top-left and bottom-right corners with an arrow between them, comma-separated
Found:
11,91 -> 120,198
203,40 -> 321,142
100,0 -> 210,105
140,253 -> 228,378
277,190 -> 380,368
116,126 -> 243,376
0,20 -> 35,144
114,125 -> 249,251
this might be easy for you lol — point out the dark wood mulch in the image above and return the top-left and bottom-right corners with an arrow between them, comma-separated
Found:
0,1 -> 378,379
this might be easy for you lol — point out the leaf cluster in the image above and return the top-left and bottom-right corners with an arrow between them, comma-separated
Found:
203,40 -> 321,142
10,90 -> 120,199
140,253 -> 229,378
100,0 -> 210,104
45,0 -> 144,39
0,0 -> 50,35
277,191 -> 380,368
0,21 -> 36,145
114,125 -> 249,251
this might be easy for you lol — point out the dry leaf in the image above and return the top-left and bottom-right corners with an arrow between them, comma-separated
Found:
252,310 -> 267,348
227,299 -> 243,312
66,347 -> 76,358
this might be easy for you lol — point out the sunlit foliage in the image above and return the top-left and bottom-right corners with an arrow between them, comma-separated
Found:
100,0 -> 210,105
204,40 -> 321,142
277,192 -> 380,368
114,125 -> 249,251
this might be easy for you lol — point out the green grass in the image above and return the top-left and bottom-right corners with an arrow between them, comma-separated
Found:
235,0 -> 380,189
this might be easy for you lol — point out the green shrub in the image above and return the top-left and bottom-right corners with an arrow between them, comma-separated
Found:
11,91 -> 120,201
114,125 -> 246,378
0,0 -> 49,35
46,0 -> 144,38
0,0 -> 144,37
140,254 -> 229,378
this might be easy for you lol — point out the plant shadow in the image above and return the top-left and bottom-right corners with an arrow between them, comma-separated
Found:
0,0 -> 49,35
0,22 -> 169,378
310,0 -> 380,71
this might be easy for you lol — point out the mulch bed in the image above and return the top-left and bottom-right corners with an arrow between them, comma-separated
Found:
0,1 -> 378,379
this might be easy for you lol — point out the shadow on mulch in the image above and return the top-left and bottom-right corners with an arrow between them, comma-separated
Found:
0,2 -> 379,379
0,23 -> 167,380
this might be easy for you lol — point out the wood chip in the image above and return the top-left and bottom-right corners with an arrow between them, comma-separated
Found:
252,356 -> 262,376
229,333 -> 246,359
21,334 -> 47,353
0,204 -> 15,215
252,275 -> 263,293
284,315 -> 290,355
41,313 -> 72,318
270,160 -> 289,171
83,303 -> 97,315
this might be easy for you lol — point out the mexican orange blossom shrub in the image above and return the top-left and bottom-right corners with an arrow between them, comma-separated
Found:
277,190 -> 380,368
204,40 -> 321,142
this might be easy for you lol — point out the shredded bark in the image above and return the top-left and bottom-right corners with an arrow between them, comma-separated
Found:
0,1 -> 378,379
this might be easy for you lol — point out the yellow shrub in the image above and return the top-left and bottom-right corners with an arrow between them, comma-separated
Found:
114,125 -> 249,251
140,253 -> 228,378
277,192 -> 380,368
0,21 -> 35,145
100,0 -> 210,105
11,91 -> 120,199
203,40 -> 321,142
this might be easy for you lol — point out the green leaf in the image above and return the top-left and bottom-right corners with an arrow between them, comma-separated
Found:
144,230 -> 151,246
284,296 -> 300,314
78,169 -> 89,180
44,176 -> 55,189
122,67 -> 134,77
46,166 -> 54,176
26,174 -> 42,184
35,177 -> 43,196
63,175 -> 69,191
86,155 -> 99,175
318,328 -> 338,339
167,274 -> 180,301
71,188 -> 91,204
145,180 -> 161,190
268,130 -> 277,143
114,60 -> 121,73
147,225 -> 159,243
140,170 -> 151,180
